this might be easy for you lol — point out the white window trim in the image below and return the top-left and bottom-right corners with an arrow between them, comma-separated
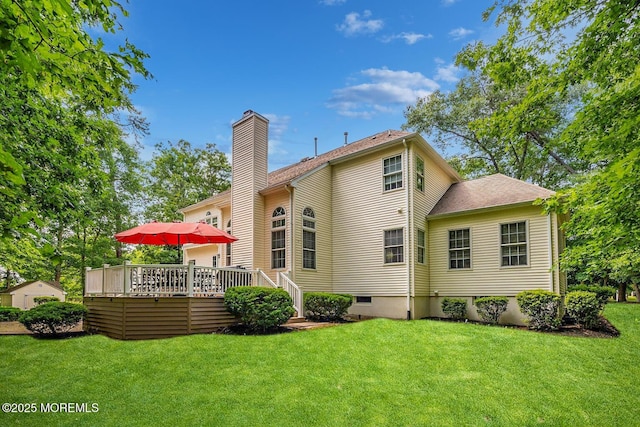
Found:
416,228 -> 426,265
271,207 -> 286,270
416,155 -> 425,193
448,227 -> 472,270
499,220 -> 530,268
382,154 -> 404,193
383,227 -> 405,265
302,207 -> 316,270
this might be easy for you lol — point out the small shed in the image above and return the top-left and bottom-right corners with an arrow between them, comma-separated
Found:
0,281 -> 66,310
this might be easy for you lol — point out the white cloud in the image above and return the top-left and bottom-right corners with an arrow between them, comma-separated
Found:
442,0 -> 459,6
327,67 -> 439,118
263,113 -> 291,155
449,27 -> 474,40
434,62 -> 461,83
319,0 -> 346,5
337,10 -> 383,36
381,32 -> 432,45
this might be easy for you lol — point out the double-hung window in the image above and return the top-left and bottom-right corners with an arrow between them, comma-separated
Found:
449,228 -> 471,269
416,228 -> 426,264
302,207 -> 316,269
416,156 -> 425,192
500,221 -> 528,266
384,229 -> 404,263
271,207 -> 286,269
383,155 -> 403,191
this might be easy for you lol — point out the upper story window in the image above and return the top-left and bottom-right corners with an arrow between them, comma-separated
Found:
416,156 -> 425,192
500,221 -> 528,267
203,211 -> 218,228
383,155 -> 403,191
302,207 -> 316,269
449,228 -> 471,269
271,207 -> 286,269
384,229 -> 404,264
272,206 -> 286,228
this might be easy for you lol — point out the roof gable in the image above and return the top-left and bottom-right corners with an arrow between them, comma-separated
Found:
1,280 -> 64,294
428,174 -> 555,217
264,130 -> 413,191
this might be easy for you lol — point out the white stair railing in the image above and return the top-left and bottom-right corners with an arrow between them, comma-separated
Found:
278,272 -> 303,318
256,269 -> 277,288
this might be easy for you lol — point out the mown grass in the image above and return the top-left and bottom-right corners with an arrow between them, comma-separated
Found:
1,303 -> 639,426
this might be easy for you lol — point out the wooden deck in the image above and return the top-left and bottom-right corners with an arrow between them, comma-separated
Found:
83,263 -> 304,339
84,296 -> 239,340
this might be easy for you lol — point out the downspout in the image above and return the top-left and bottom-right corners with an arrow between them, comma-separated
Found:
403,139 -> 412,320
285,184 -> 294,281
547,213 -> 554,293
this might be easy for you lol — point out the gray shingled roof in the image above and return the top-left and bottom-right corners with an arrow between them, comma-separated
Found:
181,130 -> 413,211
428,173 -> 555,217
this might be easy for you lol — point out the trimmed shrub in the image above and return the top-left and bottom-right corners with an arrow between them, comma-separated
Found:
18,302 -> 87,336
33,296 -> 60,306
224,286 -> 295,332
565,291 -> 601,329
474,296 -> 509,324
516,290 -> 561,330
304,292 -> 352,321
568,285 -> 615,310
0,306 -> 22,321
441,298 -> 467,320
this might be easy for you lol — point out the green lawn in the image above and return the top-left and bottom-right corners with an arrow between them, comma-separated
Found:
1,303 -> 638,426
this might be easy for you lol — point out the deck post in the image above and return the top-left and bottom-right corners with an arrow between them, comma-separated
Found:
187,260 -> 195,297
102,264 -> 109,296
84,267 -> 91,297
124,261 -> 131,295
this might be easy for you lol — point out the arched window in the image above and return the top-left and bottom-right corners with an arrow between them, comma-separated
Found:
203,211 -> 218,227
271,207 -> 286,269
302,208 -> 316,269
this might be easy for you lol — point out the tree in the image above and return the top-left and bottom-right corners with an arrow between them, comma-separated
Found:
0,0 -> 149,295
464,0 -> 640,296
0,0 -> 150,240
404,56 -> 585,188
145,140 -> 231,222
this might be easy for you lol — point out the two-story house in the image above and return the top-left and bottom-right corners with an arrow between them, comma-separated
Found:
180,110 -> 566,323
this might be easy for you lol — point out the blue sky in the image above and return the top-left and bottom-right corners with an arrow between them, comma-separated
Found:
114,0 -> 498,170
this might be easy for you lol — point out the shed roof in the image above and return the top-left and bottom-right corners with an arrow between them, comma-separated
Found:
428,173 -> 555,217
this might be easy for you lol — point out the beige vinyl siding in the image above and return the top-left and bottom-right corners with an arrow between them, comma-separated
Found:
182,204 -> 231,266
292,165 -> 333,292
183,244 -> 221,267
428,205 -> 553,296
263,190 -> 291,281
182,205 -> 222,225
231,113 -> 268,270
332,147 -> 408,296
411,143 -> 458,297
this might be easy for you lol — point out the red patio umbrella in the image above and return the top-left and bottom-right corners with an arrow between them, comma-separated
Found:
115,221 -> 238,262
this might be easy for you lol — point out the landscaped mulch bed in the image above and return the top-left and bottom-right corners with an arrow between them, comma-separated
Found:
425,315 -> 620,338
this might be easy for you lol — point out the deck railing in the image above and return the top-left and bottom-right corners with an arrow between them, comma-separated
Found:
85,261 -> 264,297
278,272 -> 303,317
